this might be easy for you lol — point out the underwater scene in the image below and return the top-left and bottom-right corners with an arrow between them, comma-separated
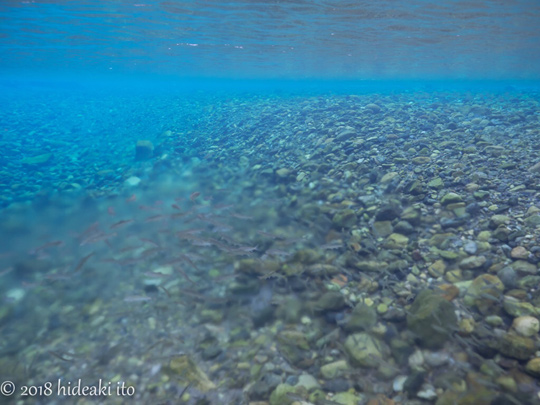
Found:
1,1 -> 540,405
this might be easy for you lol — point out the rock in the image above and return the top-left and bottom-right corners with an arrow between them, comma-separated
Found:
528,162 -> 540,173
336,129 -> 356,141
21,153 -> 53,166
124,176 -> 141,187
459,255 -> 486,270
276,168 -> 292,178
489,214 -> 511,228
417,383 -> 437,400
511,246 -> 529,260
394,220 -> 414,235
322,378 -> 350,393
135,140 -> 154,160
441,192 -> 462,206
296,373 -> 319,391
332,391 -> 363,405
503,296 -> 537,317
315,291 -> 346,313
320,360 -> 349,379
497,333 -> 536,360
511,260 -> 537,275
437,284 -> 459,301
380,172 -> 399,184
352,260 -> 387,272
384,233 -> 409,249
277,330 -> 312,368
407,289 -> 457,349
497,266 -> 517,289
403,370 -> 426,396
401,206 -> 421,225
428,178 -> 444,189
512,316 -> 540,337
525,215 -> 540,227
243,259 -> 281,277
269,383 -> 297,405
168,355 -> 216,392
463,274 -> 504,314
372,221 -> 393,237
375,202 -> 402,221
345,303 -> 377,332
365,103 -> 382,113
423,350 -> 450,367
411,156 -> 431,165
332,209 -> 357,229
428,260 -> 446,278
525,358 -> 540,377
291,249 -> 322,265
344,332 -> 390,368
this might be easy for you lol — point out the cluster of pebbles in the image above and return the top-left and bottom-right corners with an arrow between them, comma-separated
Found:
1,89 -> 540,404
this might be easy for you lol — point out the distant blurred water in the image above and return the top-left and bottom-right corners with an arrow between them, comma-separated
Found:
1,0 -> 539,80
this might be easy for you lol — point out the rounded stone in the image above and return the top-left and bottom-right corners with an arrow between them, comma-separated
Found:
512,316 -> 540,337
511,246 -> 529,260
344,332 -> 390,368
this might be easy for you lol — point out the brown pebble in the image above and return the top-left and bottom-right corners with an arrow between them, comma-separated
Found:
511,246 -> 529,260
437,284 -> 460,301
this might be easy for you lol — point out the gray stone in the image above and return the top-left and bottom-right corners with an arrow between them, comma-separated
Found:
407,290 -> 457,349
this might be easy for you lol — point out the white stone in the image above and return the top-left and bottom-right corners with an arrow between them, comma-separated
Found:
408,349 -> 424,369
124,176 -> 141,187
423,350 -> 450,367
296,373 -> 319,391
417,383 -> 438,400
512,316 -> 540,337
393,375 -> 407,392
6,288 -> 26,302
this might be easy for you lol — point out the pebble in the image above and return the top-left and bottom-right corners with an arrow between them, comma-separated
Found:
463,241 -> 478,255
408,349 -> 424,368
393,375 -> 407,392
511,246 -> 529,260
423,350 -> 450,367
124,176 -> 141,187
512,316 -> 540,337
417,384 -> 438,400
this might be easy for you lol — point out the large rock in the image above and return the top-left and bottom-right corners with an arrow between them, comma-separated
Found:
21,153 -> 53,166
463,274 -> 504,314
344,332 -> 390,368
135,140 -> 154,160
407,290 -> 457,349
168,355 -> 216,392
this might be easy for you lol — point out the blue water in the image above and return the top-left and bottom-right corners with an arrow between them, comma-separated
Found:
1,0 -> 540,80
2,2 -> 540,405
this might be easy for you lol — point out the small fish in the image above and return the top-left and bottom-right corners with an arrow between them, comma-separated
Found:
110,219 -> 134,229
29,240 -> 64,254
230,213 -> 253,220
74,251 -> 95,272
189,191 -> 201,202
124,295 -> 152,302
144,214 -> 167,223
139,237 -> 160,247
126,194 -> 137,203
80,232 -> 117,246
107,206 -> 116,216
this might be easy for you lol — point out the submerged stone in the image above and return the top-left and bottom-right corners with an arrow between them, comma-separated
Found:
407,289 -> 457,349
344,303 -> 377,332
344,332 -> 390,368
21,153 -> 52,166
168,355 -> 216,392
135,140 -> 154,160
463,274 -> 504,315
